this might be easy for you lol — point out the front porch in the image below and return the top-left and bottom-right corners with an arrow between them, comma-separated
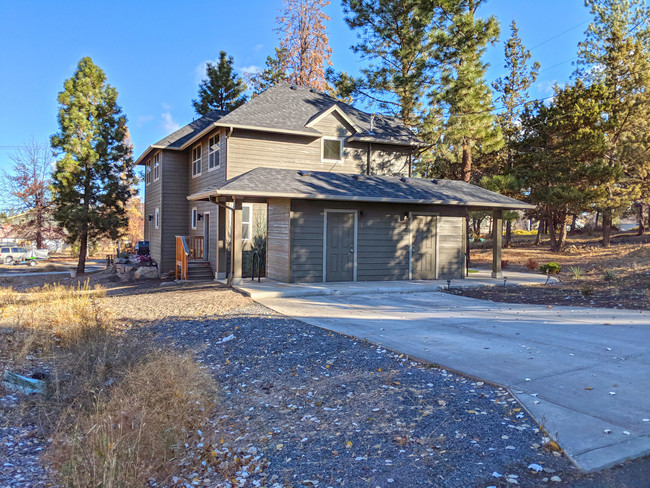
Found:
225,268 -> 555,299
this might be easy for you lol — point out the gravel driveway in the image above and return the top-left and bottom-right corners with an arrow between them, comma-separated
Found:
1,281 -> 643,487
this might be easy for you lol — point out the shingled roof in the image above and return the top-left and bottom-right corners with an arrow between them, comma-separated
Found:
136,84 -> 424,164
188,167 -> 534,210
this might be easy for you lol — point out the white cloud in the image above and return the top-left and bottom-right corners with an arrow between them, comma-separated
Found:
161,112 -> 180,133
136,115 -> 154,127
254,43 -> 264,52
534,80 -> 558,97
238,64 -> 260,76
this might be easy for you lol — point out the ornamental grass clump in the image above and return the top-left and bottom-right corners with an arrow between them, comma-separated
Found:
48,353 -> 216,488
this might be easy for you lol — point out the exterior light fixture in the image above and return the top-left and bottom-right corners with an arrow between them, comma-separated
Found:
447,279 -> 451,290
503,276 -> 508,287
148,214 -> 153,221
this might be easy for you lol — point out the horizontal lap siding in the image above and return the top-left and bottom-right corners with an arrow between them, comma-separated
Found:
437,216 -> 465,279
267,199 -> 290,282
144,162 -> 162,268
160,150 -> 189,272
290,201 -> 464,283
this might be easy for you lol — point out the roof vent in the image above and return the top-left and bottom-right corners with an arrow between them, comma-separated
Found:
352,174 -> 365,181
290,85 -> 298,90
431,179 -> 441,184
400,177 -> 407,182
298,170 -> 311,177
310,88 -> 318,93
369,113 -> 375,135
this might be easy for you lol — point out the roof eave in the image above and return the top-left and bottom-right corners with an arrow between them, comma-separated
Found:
179,123 -> 323,150
188,188 -> 535,209
135,145 -> 168,165
347,135 -> 426,148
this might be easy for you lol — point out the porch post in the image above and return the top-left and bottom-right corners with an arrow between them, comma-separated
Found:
492,209 -> 503,278
216,204 -> 226,280
231,198 -> 243,283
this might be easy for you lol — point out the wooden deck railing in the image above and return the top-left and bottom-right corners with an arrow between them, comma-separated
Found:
175,236 -> 204,280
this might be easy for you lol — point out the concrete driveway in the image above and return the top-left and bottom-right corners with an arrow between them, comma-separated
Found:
256,291 -> 650,472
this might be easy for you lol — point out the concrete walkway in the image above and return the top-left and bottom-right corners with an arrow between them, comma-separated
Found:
255,291 -> 650,472
235,269 -> 555,299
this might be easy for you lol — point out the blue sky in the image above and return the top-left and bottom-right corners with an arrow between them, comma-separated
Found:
0,0 -> 593,190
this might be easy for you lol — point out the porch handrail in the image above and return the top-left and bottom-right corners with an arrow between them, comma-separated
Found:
175,236 -> 189,280
176,236 -> 205,280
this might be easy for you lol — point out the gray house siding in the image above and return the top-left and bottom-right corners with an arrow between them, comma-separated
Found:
227,112 -> 412,180
160,150 -> 189,273
143,156 -> 162,268
288,200 -> 466,283
266,198 -> 291,282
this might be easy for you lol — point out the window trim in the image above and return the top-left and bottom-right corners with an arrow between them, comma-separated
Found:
191,144 -> 202,178
208,134 -> 220,171
242,203 -> 252,241
153,152 -> 161,182
145,161 -> 152,185
154,207 -> 160,229
321,137 -> 344,163
191,207 -> 198,230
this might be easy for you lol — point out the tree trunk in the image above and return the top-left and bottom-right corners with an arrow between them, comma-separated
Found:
570,214 -> 577,232
602,208 -> 612,247
461,139 -> 472,183
637,203 -> 645,235
548,215 -> 559,251
595,211 -> 599,229
504,220 -> 512,248
535,220 -> 542,246
77,226 -> 87,274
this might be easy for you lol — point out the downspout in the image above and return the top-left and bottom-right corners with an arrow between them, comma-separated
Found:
366,142 -> 371,175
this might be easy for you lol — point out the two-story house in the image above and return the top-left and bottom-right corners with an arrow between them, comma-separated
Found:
137,83 -> 531,283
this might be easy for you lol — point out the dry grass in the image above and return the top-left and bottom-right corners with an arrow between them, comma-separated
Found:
0,282 -> 217,487
48,353 -> 216,488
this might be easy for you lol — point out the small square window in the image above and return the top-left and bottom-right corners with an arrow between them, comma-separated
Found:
322,138 -> 343,162
208,134 -> 220,170
192,145 -> 202,177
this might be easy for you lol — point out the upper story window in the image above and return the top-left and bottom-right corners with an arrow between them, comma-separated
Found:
322,137 -> 343,163
242,204 -> 252,240
208,134 -> 220,170
145,161 -> 152,185
153,152 -> 161,181
192,145 -> 202,177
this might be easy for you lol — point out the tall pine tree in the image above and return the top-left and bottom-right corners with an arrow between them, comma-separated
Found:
487,19 -> 540,246
277,0 -> 333,91
429,0 -> 503,183
193,51 -> 248,115
248,47 -> 289,95
338,0 -> 439,128
576,0 -> 650,246
51,57 -> 136,273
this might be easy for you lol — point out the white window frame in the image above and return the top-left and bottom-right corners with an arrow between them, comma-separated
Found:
242,204 -> 252,240
191,207 -> 198,230
192,145 -> 202,177
154,207 -> 160,229
208,134 -> 220,171
145,161 -> 152,185
153,152 -> 161,181
321,137 -> 344,163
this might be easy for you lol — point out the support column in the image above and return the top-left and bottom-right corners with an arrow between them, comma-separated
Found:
215,204 -> 226,280
492,209 -> 503,279
230,198 -> 243,283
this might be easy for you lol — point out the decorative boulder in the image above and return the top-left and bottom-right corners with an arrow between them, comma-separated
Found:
134,266 -> 159,280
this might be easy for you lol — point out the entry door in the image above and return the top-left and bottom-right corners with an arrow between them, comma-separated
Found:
325,212 -> 355,282
203,214 -> 210,261
411,215 -> 437,280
